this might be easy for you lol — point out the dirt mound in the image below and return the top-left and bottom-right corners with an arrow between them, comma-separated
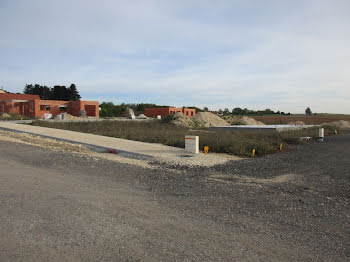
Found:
193,112 -> 229,127
287,121 -> 305,126
0,113 -> 11,119
225,116 -> 265,125
54,113 -> 79,120
136,114 -> 148,119
323,120 -> 350,130
170,112 -> 195,127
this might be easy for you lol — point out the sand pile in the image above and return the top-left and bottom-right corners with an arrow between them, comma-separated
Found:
225,116 -> 265,125
170,112 -> 195,127
193,112 -> 229,127
54,113 -> 80,120
136,114 -> 148,119
0,113 -> 11,119
323,120 -> 350,130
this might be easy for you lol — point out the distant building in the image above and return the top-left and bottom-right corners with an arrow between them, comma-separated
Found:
144,107 -> 196,118
0,93 -> 99,118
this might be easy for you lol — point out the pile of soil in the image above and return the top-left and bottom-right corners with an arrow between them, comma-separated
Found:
324,120 -> 350,130
170,112 -> 195,127
225,116 -> 265,125
54,113 -> 80,120
193,112 -> 230,127
0,113 -> 10,119
136,114 -> 148,119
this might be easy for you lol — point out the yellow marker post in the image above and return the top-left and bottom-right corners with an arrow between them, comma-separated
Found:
280,143 -> 283,151
204,146 -> 209,155
252,148 -> 256,157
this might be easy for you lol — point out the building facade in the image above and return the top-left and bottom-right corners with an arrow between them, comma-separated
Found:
144,107 -> 196,118
0,93 -> 99,118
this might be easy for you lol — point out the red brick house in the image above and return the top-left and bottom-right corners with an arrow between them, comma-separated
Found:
0,93 -> 99,118
144,107 -> 196,118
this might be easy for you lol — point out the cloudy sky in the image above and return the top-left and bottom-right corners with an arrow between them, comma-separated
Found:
1,0 -> 349,113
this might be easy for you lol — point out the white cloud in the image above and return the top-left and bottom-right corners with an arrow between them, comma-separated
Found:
0,0 -> 349,113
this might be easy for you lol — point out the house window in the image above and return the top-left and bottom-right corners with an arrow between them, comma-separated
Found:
40,105 -> 50,111
191,111 -> 194,116
60,106 -> 67,112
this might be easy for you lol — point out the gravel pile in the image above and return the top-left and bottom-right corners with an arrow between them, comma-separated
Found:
324,120 -> 350,130
136,114 -> 148,119
226,116 -> 265,125
170,112 -> 195,127
193,112 -> 229,127
54,113 -> 80,120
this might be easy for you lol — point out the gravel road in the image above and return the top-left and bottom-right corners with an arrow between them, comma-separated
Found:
0,133 -> 349,261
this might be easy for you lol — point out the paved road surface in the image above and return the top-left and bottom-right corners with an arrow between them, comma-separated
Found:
0,134 -> 349,261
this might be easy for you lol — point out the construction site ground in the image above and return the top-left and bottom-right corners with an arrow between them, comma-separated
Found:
0,126 -> 349,261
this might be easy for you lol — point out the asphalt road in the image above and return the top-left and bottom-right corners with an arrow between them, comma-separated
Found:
0,134 -> 349,261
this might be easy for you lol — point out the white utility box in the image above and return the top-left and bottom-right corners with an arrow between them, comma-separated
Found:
185,135 -> 199,154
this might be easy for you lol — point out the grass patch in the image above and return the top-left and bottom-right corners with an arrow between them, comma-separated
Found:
31,120 -> 338,157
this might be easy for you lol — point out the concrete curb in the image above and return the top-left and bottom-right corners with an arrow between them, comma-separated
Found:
0,127 -> 153,161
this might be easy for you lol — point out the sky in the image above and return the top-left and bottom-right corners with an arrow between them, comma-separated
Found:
0,0 -> 349,113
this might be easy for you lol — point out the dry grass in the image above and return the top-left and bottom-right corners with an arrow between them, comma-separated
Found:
31,120 -> 338,157
251,115 -> 350,125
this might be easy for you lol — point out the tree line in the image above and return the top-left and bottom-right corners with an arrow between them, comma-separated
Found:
210,107 -> 291,116
100,102 -> 170,117
24,84 -> 81,101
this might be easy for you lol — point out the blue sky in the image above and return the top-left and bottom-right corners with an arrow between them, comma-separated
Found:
1,0 -> 349,113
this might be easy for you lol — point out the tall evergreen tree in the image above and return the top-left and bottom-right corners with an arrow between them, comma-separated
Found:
66,84 -> 81,101
51,85 -> 67,100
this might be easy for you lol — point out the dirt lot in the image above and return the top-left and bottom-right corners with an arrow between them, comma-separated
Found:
251,115 -> 350,125
0,132 -> 349,261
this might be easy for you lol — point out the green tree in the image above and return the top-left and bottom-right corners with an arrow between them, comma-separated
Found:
305,107 -> 312,115
66,84 -> 81,101
203,107 -> 209,112
51,85 -> 67,100
223,108 -> 230,115
24,84 -> 51,100
100,102 -> 117,117
232,107 -> 243,115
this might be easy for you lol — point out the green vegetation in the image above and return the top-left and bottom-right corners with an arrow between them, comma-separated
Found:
24,84 -> 81,101
305,107 -> 312,115
100,102 -> 168,117
99,102 -> 203,117
31,120 -> 337,157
